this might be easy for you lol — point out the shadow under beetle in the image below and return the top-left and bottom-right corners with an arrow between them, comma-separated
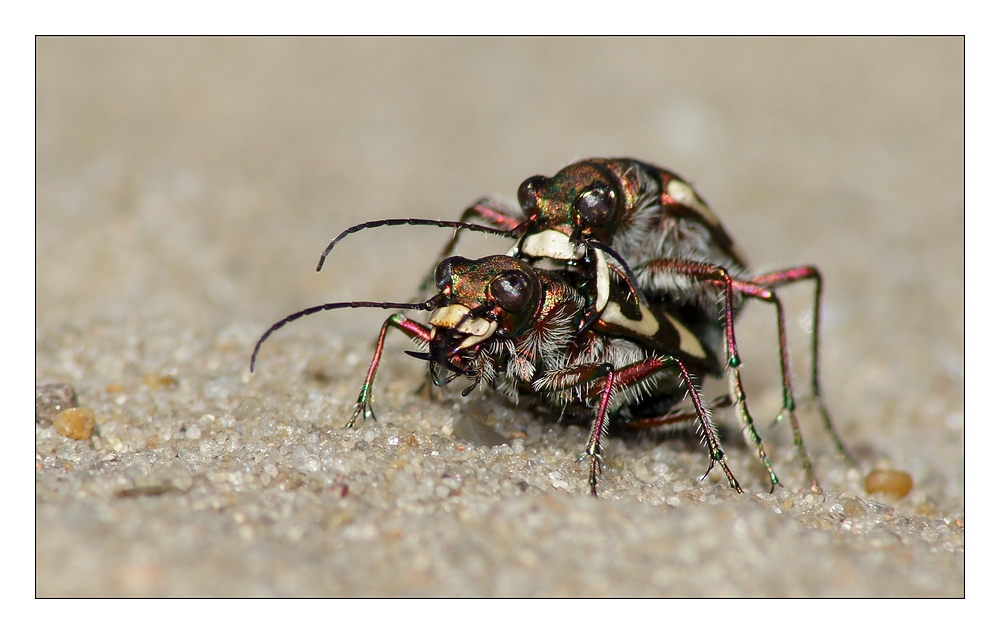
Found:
254,158 -> 853,494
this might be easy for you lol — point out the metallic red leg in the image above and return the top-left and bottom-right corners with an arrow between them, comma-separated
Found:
731,279 -> 817,489
635,258 -> 777,489
582,365 -> 616,496
625,394 -> 731,431
533,361 -> 615,496
349,314 -> 431,426
538,356 -> 742,495
747,267 -> 855,467
437,199 -> 525,259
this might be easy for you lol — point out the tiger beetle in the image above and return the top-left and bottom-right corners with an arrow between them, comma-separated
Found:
257,158 -> 854,494
253,254 -> 742,496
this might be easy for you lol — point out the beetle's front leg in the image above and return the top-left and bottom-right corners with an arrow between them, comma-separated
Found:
350,314 -> 431,427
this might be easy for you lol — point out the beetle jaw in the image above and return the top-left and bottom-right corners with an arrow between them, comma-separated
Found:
429,304 -> 498,350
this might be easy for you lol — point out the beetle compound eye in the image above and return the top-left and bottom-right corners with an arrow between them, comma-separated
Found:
575,185 -> 615,227
489,270 -> 533,313
518,175 -> 547,216
435,256 -> 469,291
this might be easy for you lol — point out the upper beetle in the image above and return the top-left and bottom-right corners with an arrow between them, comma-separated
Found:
311,158 -> 854,489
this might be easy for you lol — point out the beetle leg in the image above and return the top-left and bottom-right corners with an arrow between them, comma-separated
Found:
747,267 -> 855,467
638,259 -> 775,490
412,199 -> 527,300
350,314 -> 431,427
729,280 -> 818,489
619,357 -> 742,493
437,198 -> 525,260
533,362 -> 614,496
639,259 -> 742,365
535,357 -> 742,495
625,394 -> 731,431
583,364 -> 616,496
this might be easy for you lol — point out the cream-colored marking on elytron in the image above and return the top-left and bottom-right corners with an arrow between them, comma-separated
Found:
601,300 -> 660,337
667,179 -> 720,226
664,312 -> 707,359
519,229 -> 587,260
593,247 -> 610,312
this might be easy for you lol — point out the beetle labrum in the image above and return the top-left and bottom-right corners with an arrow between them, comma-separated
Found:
307,158 -> 852,491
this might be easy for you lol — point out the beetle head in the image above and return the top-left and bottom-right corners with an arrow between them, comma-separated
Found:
426,255 -> 541,383
516,161 -> 625,259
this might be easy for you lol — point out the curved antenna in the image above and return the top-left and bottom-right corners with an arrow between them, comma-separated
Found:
584,239 -> 643,293
316,219 -> 516,272
250,299 -> 435,372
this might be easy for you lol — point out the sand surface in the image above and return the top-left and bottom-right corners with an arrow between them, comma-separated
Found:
36,37 -> 963,596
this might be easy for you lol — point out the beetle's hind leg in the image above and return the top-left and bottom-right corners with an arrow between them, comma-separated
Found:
729,280 -> 820,489
624,394 -> 731,432
535,358 -> 742,495
745,267 -> 856,470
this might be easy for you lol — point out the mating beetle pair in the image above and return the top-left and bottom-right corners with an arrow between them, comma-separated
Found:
251,158 -> 852,495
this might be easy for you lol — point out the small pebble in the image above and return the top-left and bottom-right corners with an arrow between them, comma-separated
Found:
864,469 -> 913,499
144,374 -> 178,390
841,497 -> 867,520
35,383 -> 78,424
52,407 -> 96,440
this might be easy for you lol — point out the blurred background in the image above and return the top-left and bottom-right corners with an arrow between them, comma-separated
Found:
37,35 -> 963,500
35,36 -> 964,597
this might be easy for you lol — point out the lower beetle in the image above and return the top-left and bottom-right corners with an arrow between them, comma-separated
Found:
252,254 -> 744,496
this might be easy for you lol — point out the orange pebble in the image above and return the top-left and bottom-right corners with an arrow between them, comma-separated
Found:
52,407 -> 96,440
144,374 -> 178,389
864,469 -> 913,499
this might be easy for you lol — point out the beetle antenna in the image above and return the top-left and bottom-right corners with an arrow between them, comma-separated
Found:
317,219 -> 515,272
250,299 -> 435,372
